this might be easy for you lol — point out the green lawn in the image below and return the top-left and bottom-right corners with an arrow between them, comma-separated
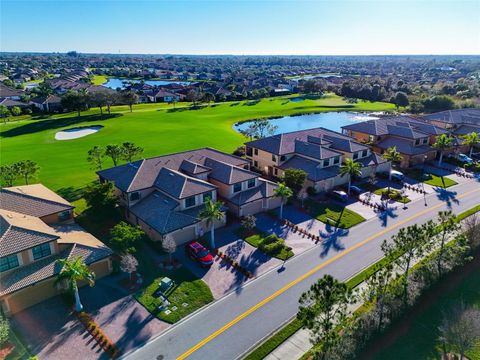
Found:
406,169 -> 458,188
373,188 -> 411,203
0,94 -> 395,192
135,267 -> 213,324
244,232 -> 294,260
91,74 -> 108,85
305,199 -> 365,229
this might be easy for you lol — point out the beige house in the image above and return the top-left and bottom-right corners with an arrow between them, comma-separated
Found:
0,184 -> 112,315
245,127 -> 390,193
97,148 -> 280,246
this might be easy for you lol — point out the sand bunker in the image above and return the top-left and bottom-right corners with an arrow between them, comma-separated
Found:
55,126 -> 103,140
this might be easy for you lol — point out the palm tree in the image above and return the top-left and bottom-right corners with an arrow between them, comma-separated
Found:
461,132 -> 480,158
198,198 -> 224,249
273,183 -> 293,219
382,146 -> 402,181
433,134 -> 454,167
55,256 -> 95,312
339,158 -> 362,195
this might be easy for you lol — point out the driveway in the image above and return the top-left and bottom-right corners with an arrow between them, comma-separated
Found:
12,275 -> 168,360
178,225 -> 282,299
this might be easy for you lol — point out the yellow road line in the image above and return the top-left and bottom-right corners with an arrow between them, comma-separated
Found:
177,187 -> 480,360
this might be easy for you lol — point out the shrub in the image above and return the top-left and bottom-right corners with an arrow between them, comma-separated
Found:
0,313 -> 9,346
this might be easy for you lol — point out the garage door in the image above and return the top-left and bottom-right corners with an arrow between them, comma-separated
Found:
6,278 -> 58,315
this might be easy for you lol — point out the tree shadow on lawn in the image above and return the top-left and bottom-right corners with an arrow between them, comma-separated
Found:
56,185 -> 86,202
1,113 -> 121,137
318,223 -> 349,258
434,187 -> 459,209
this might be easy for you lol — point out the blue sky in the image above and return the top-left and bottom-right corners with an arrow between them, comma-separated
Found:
1,0 -> 479,55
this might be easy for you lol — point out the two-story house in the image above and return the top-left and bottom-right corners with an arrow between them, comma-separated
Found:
422,109 -> 480,155
97,148 -> 280,245
245,127 -> 390,193
0,184 -> 112,315
342,116 -> 447,168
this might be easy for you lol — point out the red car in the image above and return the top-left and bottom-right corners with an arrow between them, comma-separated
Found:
186,241 -> 214,267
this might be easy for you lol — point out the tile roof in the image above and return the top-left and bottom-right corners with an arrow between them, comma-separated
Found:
0,210 -> 59,257
246,127 -> 368,155
341,116 -> 444,137
355,153 -> 388,167
129,191 -> 204,235
376,137 -> 435,156
453,124 -> 480,136
0,186 -> 73,218
179,160 -> 211,175
0,243 -> 112,297
97,147 -> 248,192
294,140 -> 343,160
228,179 -> 278,206
422,109 -> 480,126
204,157 -> 258,185
0,83 -> 23,97
278,156 -> 340,182
154,168 -> 216,199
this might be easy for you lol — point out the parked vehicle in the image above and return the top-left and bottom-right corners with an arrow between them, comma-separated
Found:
331,190 -> 348,202
186,241 -> 214,267
349,185 -> 363,195
390,170 -> 404,181
458,153 -> 474,164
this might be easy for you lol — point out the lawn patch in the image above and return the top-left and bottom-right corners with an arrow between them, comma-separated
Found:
406,169 -> 458,188
305,199 -> 365,229
135,267 -> 213,324
244,232 -> 294,260
373,188 -> 411,204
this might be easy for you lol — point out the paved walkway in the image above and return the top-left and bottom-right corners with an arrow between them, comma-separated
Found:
12,276 -> 167,360
178,225 -> 282,299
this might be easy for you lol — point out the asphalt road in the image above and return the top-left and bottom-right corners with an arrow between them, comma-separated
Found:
126,180 -> 480,360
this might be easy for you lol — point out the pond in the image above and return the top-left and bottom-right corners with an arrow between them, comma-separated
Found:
101,78 -> 191,89
234,112 -> 382,135
55,125 -> 103,140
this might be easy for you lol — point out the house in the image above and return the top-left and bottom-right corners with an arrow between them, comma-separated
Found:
0,184 -> 113,315
97,148 -> 280,245
0,98 -> 29,109
342,116 -> 447,168
245,127 -> 390,193
0,83 -> 23,100
147,89 -> 184,103
422,109 -> 480,154
30,95 -> 62,112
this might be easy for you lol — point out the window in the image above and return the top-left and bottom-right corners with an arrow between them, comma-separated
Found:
253,160 -> 258,168
185,196 -> 196,208
353,152 -> 359,160
246,147 -> 253,157
324,158 -> 330,167
280,155 -> 286,162
415,139 -> 420,145
58,210 -> 71,222
274,168 -> 278,176
247,178 -> 256,188
130,192 -> 140,201
333,156 -> 340,165
272,154 -> 277,162
254,148 -> 258,155
203,192 -> 212,202
0,254 -> 19,272
423,138 -> 428,144
233,183 -> 242,193
32,243 -> 52,260
362,149 -> 368,157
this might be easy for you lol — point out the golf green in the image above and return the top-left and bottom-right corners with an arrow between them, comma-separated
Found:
0,94 -> 395,194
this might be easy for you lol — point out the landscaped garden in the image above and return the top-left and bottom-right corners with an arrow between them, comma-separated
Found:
305,199 -> 365,229
405,169 -> 458,188
243,232 -> 294,260
373,187 -> 411,203
0,93 -> 395,193
135,266 -> 214,324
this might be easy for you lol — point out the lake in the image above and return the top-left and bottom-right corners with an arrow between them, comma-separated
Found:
102,78 -> 191,89
234,112 -> 381,134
